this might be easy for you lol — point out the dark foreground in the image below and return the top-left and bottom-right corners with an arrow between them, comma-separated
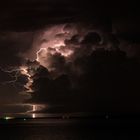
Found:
1,118 -> 140,140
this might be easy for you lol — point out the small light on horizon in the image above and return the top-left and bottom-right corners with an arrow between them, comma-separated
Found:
4,117 -> 14,120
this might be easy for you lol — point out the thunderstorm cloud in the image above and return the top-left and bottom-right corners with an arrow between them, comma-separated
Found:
0,0 -> 140,113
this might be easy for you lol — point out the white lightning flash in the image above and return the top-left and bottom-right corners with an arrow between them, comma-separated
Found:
0,67 -> 21,85
0,65 -> 35,93
19,66 -> 34,93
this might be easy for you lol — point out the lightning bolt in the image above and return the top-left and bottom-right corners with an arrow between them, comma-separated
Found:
0,65 -> 34,93
0,25 -> 79,95
0,67 -> 21,86
19,66 -> 34,93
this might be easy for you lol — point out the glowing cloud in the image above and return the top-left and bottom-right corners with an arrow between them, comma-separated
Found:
1,24 -> 103,96
34,25 -> 76,71
19,66 -> 34,93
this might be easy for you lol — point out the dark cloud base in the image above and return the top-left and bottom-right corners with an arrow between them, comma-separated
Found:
27,49 -> 140,113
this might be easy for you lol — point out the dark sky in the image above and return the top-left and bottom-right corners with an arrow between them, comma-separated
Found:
0,0 -> 140,114
0,0 -> 139,30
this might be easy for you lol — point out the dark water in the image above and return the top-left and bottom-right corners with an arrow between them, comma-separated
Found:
1,118 -> 140,140
1,104 -> 140,139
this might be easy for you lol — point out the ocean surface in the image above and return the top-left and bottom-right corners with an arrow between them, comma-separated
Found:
0,117 -> 140,140
1,104 -> 140,139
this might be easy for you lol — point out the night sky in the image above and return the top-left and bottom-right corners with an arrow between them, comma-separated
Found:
0,0 -> 140,115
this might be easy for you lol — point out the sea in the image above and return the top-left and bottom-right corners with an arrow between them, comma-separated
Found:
0,104 -> 140,139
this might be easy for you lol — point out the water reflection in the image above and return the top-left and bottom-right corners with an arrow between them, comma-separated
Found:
32,113 -> 36,118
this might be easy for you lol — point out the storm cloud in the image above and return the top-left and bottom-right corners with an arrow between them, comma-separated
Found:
0,0 -> 140,114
